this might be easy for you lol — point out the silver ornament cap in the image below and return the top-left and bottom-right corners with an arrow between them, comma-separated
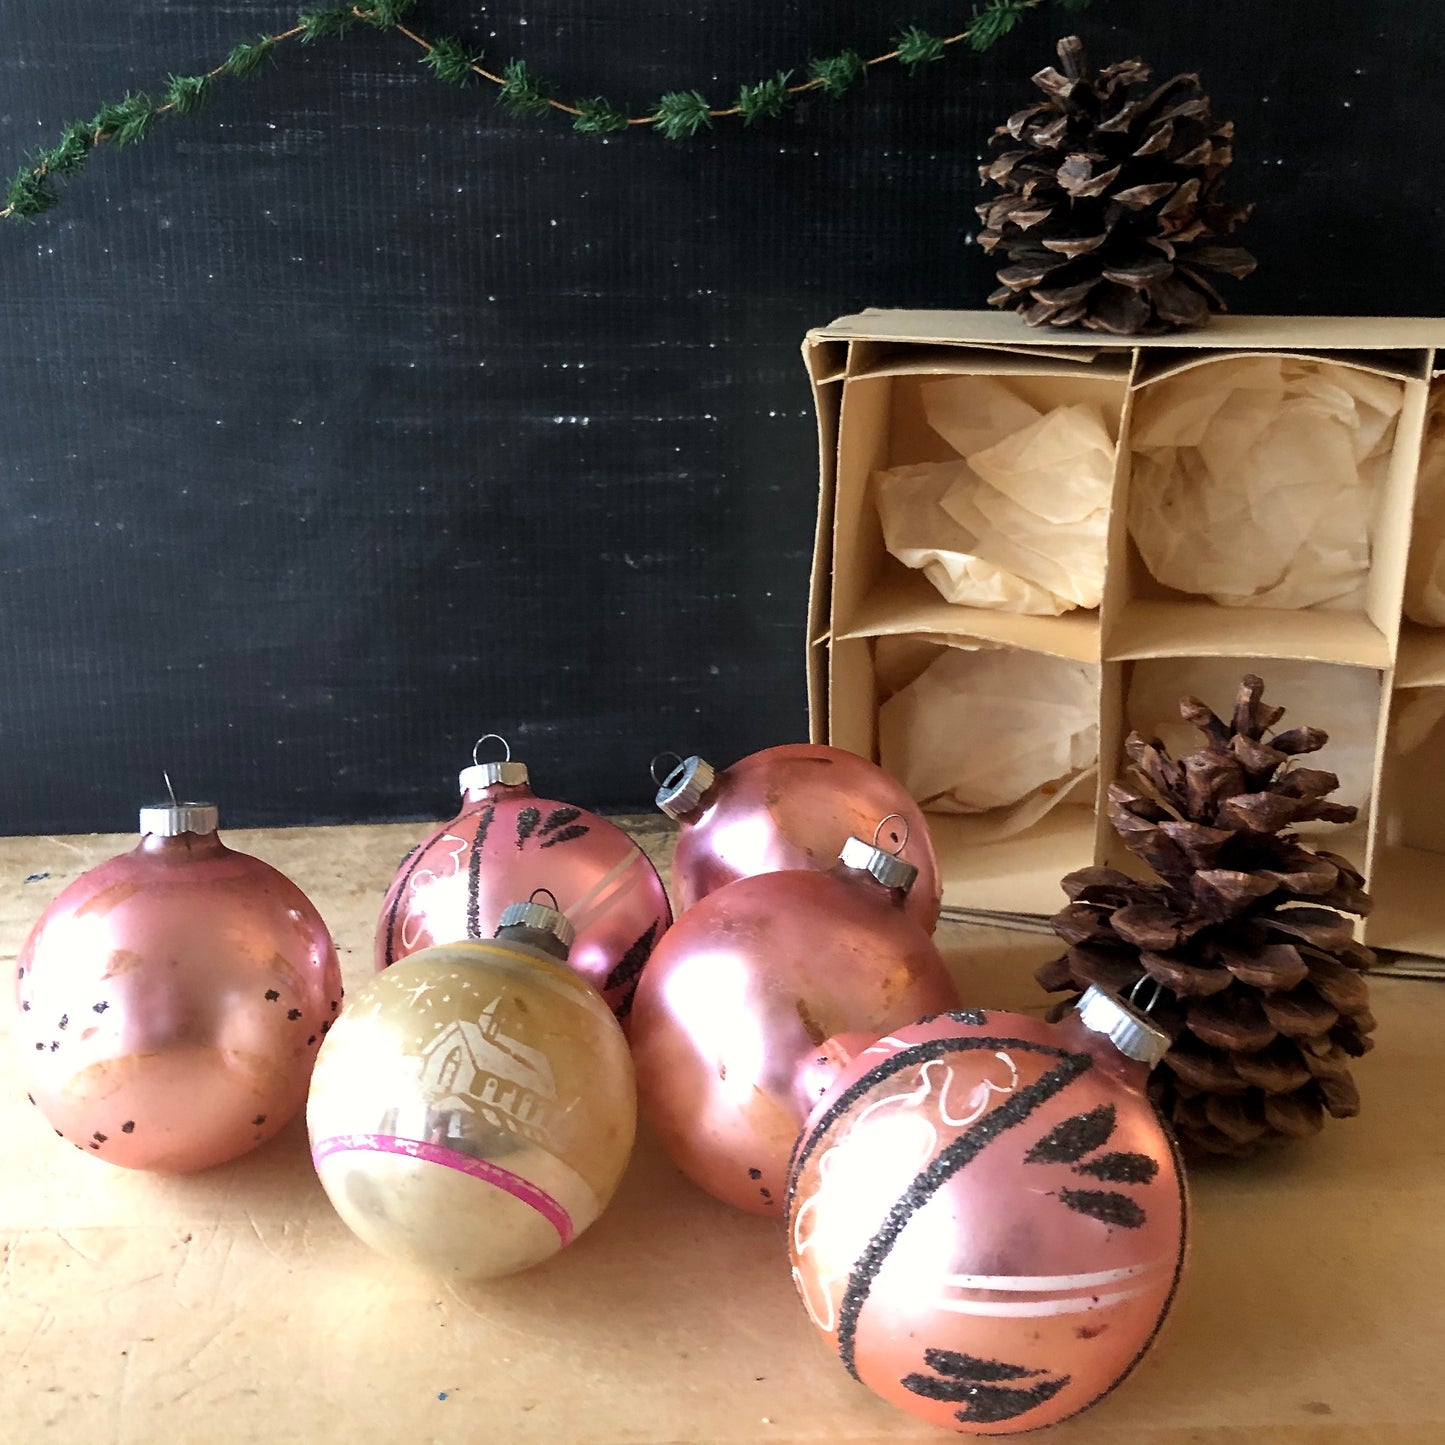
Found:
459,759 -> 529,792
655,755 -> 716,820
837,835 -> 918,895
1076,985 -> 1172,1068
138,801 -> 220,837
496,898 -> 576,954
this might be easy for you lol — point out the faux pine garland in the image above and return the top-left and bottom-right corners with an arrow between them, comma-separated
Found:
4,0 -> 1093,222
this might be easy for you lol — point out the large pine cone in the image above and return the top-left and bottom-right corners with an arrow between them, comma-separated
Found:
978,35 -> 1255,335
1037,676 -> 1376,1158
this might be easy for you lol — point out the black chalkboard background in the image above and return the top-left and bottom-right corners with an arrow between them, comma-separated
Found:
2,2 -> 1443,834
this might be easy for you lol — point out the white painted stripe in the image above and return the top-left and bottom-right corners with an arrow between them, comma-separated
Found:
939,1258 -> 1171,1293
934,1282 -> 1161,1318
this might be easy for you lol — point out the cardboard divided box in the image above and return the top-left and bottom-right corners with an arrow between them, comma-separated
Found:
803,310 -> 1445,953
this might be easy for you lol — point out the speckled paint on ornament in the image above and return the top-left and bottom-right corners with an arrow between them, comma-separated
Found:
375,779 -> 670,1021
14,831 -> 341,1172
786,1010 -> 1186,1435
309,938 -> 636,1280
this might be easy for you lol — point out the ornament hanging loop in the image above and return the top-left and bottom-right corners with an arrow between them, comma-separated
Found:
163,770 -> 179,807
872,813 -> 910,855
1128,974 -> 1165,1014
650,751 -> 685,788
529,887 -> 560,911
473,733 -> 511,766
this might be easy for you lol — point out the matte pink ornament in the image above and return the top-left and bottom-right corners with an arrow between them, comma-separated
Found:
786,994 -> 1187,1435
656,745 -> 943,934
629,835 -> 959,1216
375,741 -> 671,1021
15,801 -> 341,1173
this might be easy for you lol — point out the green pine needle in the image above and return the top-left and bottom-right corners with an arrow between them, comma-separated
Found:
572,97 -> 629,134
92,92 -> 157,147
895,25 -> 946,71
221,36 -> 278,78
968,0 -> 1030,51
359,0 -> 417,25
807,50 -> 864,99
425,36 -> 484,86
42,123 -> 93,179
1054,0 -> 1093,10
5,164 -> 58,220
164,73 -> 213,116
298,7 -> 358,44
497,59 -> 552,117
653,89 -> 712,140
736,71 -> 792,126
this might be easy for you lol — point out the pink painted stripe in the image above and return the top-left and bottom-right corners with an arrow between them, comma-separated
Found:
312,1133 -> 574,1245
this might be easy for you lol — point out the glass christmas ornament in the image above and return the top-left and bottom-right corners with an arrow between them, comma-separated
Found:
15,799 -> 341,1173
629,829 -> 960,1216
311,897 -> 636,1280
655,744 -> 943,933
376,736 -> 671,1022
786,992 -> 1187,1435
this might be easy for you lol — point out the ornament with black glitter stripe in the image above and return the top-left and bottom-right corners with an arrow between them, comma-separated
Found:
375,735 -> 671,1023
15,799 -> 341,1172
630,825 -> 959,1215
786,994 -> 1186,1435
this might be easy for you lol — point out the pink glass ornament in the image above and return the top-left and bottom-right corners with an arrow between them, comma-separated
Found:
15,801 -> 341,1173
375,738 -> 671,1021
629,834 -> 960,1216
656,744 -> 943,934
311,899 -> 635,1280
786,993 -> 1187,1435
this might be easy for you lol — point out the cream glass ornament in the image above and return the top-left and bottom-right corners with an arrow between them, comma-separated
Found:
310,896 -> 636,1280
15,799 -> 341,1172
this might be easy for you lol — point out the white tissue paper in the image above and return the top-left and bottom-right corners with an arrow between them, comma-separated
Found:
1403,396 -> 1445,626
872,376 -> 1116,616
1128,357 -> 1404,610
878,644 -> 1100,838
1126,658 -> 1379,836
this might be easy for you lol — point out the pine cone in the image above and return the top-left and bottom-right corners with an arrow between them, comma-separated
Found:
978,35 -> 1255,335
1037,675 -> 1376,1158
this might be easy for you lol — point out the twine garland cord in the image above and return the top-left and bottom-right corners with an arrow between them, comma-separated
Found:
3,0 -> 1089,221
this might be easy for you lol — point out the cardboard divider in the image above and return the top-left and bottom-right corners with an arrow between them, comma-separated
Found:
1103,350 -> 1420,669
1366,685 -> 1445,951
805,313 -> 1445,952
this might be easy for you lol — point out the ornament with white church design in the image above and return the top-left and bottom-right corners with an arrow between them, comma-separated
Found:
786,992 -> 1187,1435
310,894 -> 636,1280
375,736 -> 671,1022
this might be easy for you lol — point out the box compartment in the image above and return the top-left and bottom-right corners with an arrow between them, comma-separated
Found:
805,311 -> 1445,951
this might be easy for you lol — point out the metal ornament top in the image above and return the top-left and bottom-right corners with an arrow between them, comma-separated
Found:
138,801 -> 220,837
655,755 -> 716,820
1075,985 -> 1172,1068
837,834 -> 918,895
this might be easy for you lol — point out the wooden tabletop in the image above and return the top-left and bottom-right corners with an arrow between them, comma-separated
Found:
1,821 -> 1441,1444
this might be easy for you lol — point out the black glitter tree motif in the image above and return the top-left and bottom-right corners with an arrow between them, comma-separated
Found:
514,807 -> 542,847
603,921 -> 660,1018
1023,1104 -> 1157,1228
902,1348 -> 1071,1426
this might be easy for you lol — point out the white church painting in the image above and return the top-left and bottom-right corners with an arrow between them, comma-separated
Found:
420,997 -> 560,1147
